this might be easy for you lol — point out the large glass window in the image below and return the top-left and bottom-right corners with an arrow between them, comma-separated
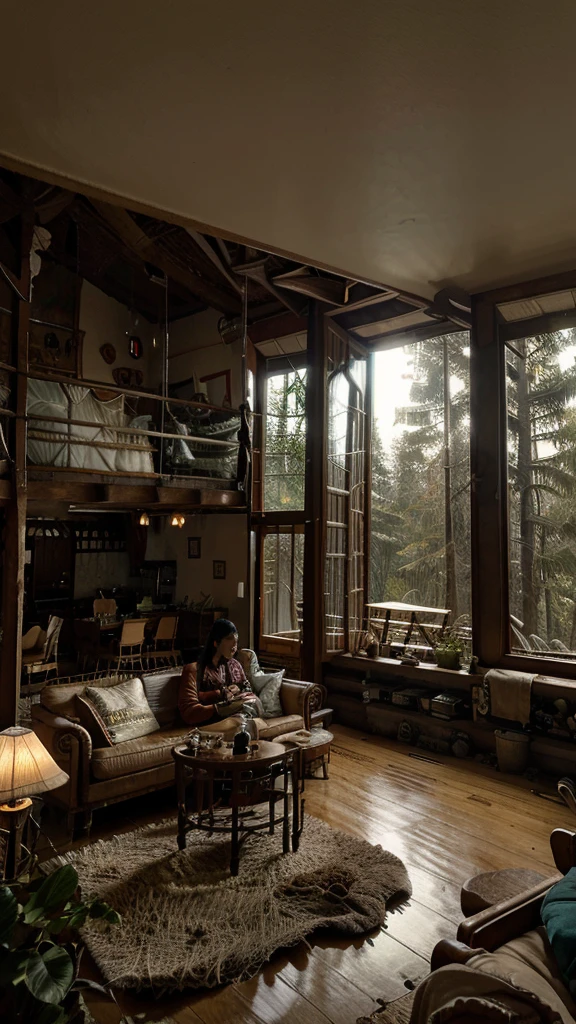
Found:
370,333 -> 471,632
264,368 -> 306,510
506,329 -> 576,658
262,527 -> 304,642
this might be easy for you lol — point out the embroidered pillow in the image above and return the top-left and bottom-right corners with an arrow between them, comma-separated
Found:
75,693 -> 113,747
258,671 -> 284,719
251,667 -> 285,696
84,677 -> 159,744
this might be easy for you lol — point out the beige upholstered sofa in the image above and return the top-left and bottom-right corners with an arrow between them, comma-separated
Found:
31,653 -> 315,834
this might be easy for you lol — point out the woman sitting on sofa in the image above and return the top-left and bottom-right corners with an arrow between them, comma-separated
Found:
178,618 -> 262,726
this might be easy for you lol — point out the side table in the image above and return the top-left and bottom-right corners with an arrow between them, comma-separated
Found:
172,740 -> 304,876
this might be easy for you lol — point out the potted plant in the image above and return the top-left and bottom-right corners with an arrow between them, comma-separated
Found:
0,862 -> 120,1023
433,631 -> 464,670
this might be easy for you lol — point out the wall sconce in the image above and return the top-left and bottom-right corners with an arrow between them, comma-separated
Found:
139,512 -> 150,527
170,512 -> 186,528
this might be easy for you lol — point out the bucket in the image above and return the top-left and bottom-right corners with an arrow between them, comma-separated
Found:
495,729 -> 530,774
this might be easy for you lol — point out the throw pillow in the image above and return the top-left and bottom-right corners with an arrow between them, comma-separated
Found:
75,694 -> 113,748
142,671 -> 180,727
84,678 -> 160,744
244,650 -> 260,685
258,671 -> 284,719
251,667 -> 285,696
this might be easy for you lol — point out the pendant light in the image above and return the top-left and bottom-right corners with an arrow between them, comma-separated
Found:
139,512 -> 150,527
170,512 -> 185,528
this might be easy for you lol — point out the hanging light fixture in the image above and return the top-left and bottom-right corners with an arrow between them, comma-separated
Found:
139,512 -> 150,527
170,512 -> 186,528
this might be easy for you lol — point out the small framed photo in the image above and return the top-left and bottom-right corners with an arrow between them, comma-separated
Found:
188,537 -> 201,559
213,559 -> 226,580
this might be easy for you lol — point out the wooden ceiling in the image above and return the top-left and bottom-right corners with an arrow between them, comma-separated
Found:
0,168 -> 470,339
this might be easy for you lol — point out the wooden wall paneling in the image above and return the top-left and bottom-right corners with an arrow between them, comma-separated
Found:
470,294 -> 508,666
0,199 -> 33,728
302,301 -> 327,682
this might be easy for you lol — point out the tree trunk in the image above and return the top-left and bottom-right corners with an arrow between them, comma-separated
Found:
443,340 -> 458,620
517,342 -> 538,636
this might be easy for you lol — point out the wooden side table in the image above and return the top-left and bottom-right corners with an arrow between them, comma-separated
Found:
172,740 -> 304,876
460,867 -> 548,916
301,729 -> 334,779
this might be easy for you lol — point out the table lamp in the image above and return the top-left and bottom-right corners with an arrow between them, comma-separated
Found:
0,726 -> 69,880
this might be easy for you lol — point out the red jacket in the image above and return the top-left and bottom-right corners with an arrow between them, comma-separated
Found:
178,657 -> 251,725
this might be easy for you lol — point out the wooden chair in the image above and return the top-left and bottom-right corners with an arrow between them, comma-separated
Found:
21,615 -> 63,690
98,618 -> 147,672
93,597 -> 117,619
146,615 -> 180,668
74,619 -> 114,672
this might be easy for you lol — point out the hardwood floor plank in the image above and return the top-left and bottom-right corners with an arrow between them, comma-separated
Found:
311,929 -> 429,1003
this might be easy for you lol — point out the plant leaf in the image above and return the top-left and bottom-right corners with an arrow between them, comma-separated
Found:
23,865 -> 78,920
25,945 -> 74,1004
0,885 -> 18,944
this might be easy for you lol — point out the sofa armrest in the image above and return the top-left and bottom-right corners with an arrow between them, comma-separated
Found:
280,680 -> 315,729
456,875 -> 560,951
31,705 -> 92,811
431,939 -> 480,971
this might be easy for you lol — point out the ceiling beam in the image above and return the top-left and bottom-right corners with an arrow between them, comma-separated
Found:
91,201 -> 241,314
272,267 -> 348,306
186,229 -> 243,295
247,311 -> 308,344
234,257 -> 306,317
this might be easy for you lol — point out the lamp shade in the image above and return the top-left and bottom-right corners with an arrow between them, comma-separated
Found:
0,727 -> 69,803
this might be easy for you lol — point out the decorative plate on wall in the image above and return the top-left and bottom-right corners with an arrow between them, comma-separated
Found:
100,343 -> 116,365
113,367 -> 143,388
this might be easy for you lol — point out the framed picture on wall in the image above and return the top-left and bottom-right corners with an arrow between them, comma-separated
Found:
188,537 -> 201,559
213,559 -> 226,580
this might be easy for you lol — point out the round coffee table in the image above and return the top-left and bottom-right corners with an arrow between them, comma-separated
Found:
172,740 -> 304,876
460,867 -> 548,916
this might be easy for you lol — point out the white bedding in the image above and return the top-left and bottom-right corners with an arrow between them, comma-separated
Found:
27,379 -> 154,474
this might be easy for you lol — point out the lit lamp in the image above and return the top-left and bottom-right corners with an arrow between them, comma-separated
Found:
0,727 -> 69,880
139,512 -> 150,527
170,512 -> 185,528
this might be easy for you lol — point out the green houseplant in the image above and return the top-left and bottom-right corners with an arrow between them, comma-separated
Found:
433,631 -> 464,670
0,862 -> 120,1023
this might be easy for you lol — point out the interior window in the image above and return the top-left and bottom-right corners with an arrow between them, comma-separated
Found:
264,368 -> 306,511
370,333 -> 471,640
506,329 -> 576,658
262,528 -> 304,643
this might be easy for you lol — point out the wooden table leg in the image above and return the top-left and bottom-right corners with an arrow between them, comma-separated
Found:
230,807 -> 240,876
291,751 -> 302,853
282,769 -> 290,854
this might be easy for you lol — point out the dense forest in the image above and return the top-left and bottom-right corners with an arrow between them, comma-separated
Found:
370,329 -> 576,655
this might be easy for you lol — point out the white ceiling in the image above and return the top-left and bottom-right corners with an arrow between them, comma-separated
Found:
2,2 -> 576,300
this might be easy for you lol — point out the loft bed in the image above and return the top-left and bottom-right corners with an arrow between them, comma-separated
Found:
25,378 -> 242,485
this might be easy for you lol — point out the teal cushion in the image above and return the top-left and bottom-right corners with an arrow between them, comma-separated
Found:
542,867 -> 576,991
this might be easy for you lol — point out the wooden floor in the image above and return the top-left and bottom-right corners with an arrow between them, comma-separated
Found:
63,724 -> 575,1024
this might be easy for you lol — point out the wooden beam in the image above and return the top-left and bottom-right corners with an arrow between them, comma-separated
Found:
302,301 -> 327,684
234,258 -> 306,317
186,230 -> 243,295
91,201 -> 241,314
0,201 -> 32,729
247,312 -> 308,345
272,268 -> 347,306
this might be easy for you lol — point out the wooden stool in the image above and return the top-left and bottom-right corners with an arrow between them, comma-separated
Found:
461,867 -> 548,916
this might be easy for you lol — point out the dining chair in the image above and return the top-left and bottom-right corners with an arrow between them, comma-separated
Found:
21,615 -> 63,690
146,615 -> 180,668
93,597 -> 118,619
98,618 -> 147,672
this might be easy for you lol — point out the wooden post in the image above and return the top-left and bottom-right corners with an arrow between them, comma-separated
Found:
470,294 -> 508,666
0,204 -> 32,729
302,301 -> 327,683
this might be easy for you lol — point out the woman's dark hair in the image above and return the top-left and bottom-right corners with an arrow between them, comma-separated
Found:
197,618 -> 238,686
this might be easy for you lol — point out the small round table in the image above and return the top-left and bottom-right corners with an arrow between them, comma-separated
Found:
301,728 -> 334,779
172,740 -> 304,876
460,867 -> 548,916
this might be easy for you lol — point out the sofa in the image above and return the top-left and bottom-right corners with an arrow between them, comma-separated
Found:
31,651 -> 316,834
410,828 -> 576,1023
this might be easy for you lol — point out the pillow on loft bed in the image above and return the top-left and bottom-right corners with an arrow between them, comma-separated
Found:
84,678 -> 160,744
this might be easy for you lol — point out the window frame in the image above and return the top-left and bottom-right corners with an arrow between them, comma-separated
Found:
471,271 -> 576,679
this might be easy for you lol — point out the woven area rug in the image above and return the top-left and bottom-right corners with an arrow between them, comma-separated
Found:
60,814 -> 411,993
